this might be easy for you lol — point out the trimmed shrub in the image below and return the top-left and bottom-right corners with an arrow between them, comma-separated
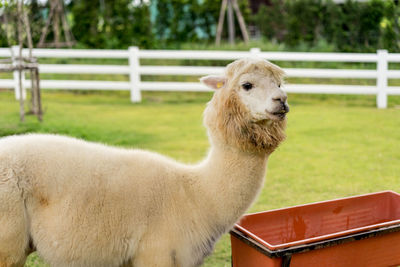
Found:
253,0 -> 400,52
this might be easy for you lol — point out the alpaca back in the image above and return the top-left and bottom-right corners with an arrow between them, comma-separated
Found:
0,134 -> 196,266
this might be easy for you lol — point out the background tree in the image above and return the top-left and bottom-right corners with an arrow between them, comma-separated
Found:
253,0 -> 286,42
0,0 -> 399,52
70,0 -> 154,48
253,0 -> 399,52
154,0 -> 250,46
380,0 -> 400,52
29,0 -> 46,45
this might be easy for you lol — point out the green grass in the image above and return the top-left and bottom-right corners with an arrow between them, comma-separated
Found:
1,90 -> 400,267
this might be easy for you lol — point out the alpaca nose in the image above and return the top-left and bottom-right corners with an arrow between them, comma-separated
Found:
272,95 -> 289,113
283,103 -> 290,113
272,95 -> 287,104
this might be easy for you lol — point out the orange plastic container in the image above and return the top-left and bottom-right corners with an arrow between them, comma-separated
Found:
230,191 -> 400,267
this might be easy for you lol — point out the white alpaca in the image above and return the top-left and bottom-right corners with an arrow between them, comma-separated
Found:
0,57 -> 289,267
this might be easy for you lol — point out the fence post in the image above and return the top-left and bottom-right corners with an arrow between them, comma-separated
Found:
250,47 -> 261,56
376,50 -> 388,109
128,46 -> 142,103
12,45 -> 26,100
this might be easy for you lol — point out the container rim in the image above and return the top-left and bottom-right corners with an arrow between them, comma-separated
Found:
230,223 -> 400,258
234,190 -> 400,250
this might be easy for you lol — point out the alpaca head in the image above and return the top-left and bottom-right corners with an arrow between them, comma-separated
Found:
201,57 -> 288,154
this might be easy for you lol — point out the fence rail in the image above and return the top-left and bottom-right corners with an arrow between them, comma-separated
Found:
0,46 -> 399,108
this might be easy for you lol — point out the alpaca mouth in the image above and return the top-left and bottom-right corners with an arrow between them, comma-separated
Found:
269,109 -> 288,120
270,104 -> 290,120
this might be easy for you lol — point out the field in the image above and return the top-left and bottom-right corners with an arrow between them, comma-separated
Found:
1,90 -> 400,267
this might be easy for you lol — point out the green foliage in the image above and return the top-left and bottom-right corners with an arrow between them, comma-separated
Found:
331,0 -> 386,52
154,0 -> 202,44
70,0 -> 154,49
1,0 -> 399,52
381,0 -> 400,52
360,0 -> 385,48
253,0 -> 400,52
0,0 -> 14,8
69,0 -> 101,48
325,0 -> 359,51
286,0 -> 326,46
0,0 -> 46,47
154,0 -> 250,46
0,26 -> 9,47
28,0 -> 46,45
0,0 -> 17,46
252,0 -> 286,42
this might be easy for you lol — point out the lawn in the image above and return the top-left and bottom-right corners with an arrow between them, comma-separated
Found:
1,90 -> 400,267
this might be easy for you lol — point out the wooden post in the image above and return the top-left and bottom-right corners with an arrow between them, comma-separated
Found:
30,67 -> 40,116
377,50 -> 388,109
18,63 -> 25,122
38,0 -> 75,48
22,7 -> 33,55
232,0 -> 249,44
61,3 -> 74,44
12,46 -> 20,100
216,0 -> 249,45
34,68 -> 43,121
12,45 -> 26,101
38,3 -> 55,47
216,0 -> 228,45
51,0 -> 61,47
17,1 -> 25,121
227,0 -> 235,45
128,47 -> 141,103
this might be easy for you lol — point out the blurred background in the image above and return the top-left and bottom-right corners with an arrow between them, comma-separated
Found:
1,0 -> 400,51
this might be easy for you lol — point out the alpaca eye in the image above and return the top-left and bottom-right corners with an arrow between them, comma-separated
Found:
242,82 -> 253,91
278,84 -> 281,88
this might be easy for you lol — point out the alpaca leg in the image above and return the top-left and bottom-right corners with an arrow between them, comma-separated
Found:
0,207 -> 29,267
0,177 -> 30,267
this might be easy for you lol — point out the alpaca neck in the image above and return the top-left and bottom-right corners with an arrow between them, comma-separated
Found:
198,141 -> 269,227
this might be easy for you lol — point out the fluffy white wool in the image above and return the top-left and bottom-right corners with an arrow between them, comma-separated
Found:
0,57 -> 288,267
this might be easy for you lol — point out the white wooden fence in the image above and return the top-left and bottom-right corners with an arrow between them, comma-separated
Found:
1,46 -> 399,108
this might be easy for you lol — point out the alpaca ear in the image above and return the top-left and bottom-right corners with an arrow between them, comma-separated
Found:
200,75 -> 226,90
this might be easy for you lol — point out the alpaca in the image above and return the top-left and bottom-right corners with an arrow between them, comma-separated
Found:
0,57 -> 289,267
